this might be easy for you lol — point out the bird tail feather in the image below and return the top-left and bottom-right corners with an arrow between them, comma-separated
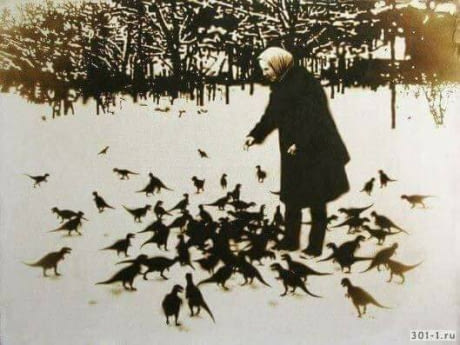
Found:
197,277 -> 214,286
256,272 -> 271,287
95,277 -> 116,285
23,261 -> 40,267
201,300 -> 216,323
301,283 -> 322,298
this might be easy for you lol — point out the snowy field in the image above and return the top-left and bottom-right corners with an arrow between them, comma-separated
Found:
0,84 -> 459,345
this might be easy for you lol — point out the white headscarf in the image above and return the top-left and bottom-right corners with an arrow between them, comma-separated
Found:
258,47 -> 294,81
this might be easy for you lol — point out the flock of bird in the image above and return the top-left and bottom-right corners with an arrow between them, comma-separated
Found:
22,146 -> 432,325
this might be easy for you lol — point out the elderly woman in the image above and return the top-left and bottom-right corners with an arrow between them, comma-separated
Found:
244,47 -> 350,255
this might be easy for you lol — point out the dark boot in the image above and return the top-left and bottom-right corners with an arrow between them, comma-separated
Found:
274,205 -> 301,251
302,203 -> 327,256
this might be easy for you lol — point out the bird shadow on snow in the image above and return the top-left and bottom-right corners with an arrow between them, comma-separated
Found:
268,300 -> 278,307
59,234 -> 82,238
109,287 -> 125,296
292,292 -> 309,300
174,323 -> 191,333
47,275 -> 62,281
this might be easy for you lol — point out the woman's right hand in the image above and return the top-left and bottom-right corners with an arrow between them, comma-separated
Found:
243,136 -> 255,151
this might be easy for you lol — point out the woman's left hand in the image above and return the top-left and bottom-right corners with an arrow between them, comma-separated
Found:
287,144 -> 297,155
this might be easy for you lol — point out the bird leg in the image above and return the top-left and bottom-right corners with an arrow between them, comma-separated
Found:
354,303 -> 362,317
281,284 -> 288,296
387,272 -> 393,283
399,274 -> 405,284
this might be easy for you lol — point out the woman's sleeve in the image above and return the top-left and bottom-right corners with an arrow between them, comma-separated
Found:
248,92 -> 278,144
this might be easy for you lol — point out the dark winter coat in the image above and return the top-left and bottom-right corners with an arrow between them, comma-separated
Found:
249,65 -> 350,208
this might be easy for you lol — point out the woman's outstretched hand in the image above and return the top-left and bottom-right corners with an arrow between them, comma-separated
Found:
243,136 -> 255,151
287,144 -> 297,155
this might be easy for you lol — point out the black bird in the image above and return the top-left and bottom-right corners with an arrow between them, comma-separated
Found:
319,244 -> 370,273
337,204 -> 373,219
96,254 -> 147,291
241,246 -> 276,266
192,176 -> 205,193
24,247 -> 71,277
235,254 -> 271,287
270,263 -> 321,298
141,221 -> 171,251
229,200 -> 256,212
198,265 -> 234,290
386,259 -> 422,284
341,278 -> 390,317
198,149 -> 209,158
142,256 -> 179,280
138,218 -> 166,234
137,172 -> 173,196
371,211 -> 408,234
335,235 -> 366,258
281,253 -> 331,282
360,178 -> 375,196
168,193 -> 189,212
194,254 -> 220,274
227,205 -> 265,226
318,235 -> 365,262
361,243 -> 398,273
198,204 -> 213,224
49,215 -> 86,236
330,216 -> 369,234
205,193 -> 232,211
168,210 -> 192,232
51,207 -> 86,223
24,173 -> 49,188
150,172 -> 174,192
362,225 -> 400,245
230,183 -> 242,201
93,191 -> 115,213
378,169 -> 396,188
401,194 -> 434,209
176,234 -> 195,269
101,233 -> 135,257
98,146 -> 109,155
113,168 -> 139,180
123,204 -> 151,223
154,201 -> 172,220
255,165 -> 267,183
136,179 -> 156,197
318,236 -> 363,261
318,237 -> 370,273
162,285 -> 183,326
167,209 -> 191,230
272,205 -> 284,226
185,273 -> 215,322
220,173 -> 228,189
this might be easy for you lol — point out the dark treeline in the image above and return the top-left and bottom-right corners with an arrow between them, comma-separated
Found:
0,0 -> 458,117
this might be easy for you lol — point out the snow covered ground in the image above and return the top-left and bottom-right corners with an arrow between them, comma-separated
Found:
0,84 -> 459,345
